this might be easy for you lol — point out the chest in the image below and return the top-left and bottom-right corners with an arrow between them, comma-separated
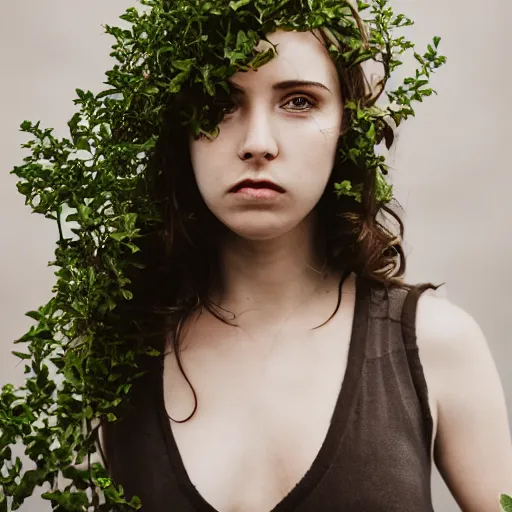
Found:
162,298 -> 356,512
160,294 -> 439,512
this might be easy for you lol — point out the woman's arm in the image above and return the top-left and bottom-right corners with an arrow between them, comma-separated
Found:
417,293 -> 512,512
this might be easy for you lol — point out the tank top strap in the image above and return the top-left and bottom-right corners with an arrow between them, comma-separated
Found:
399,281 -> 444,456
401,282 -> 439,349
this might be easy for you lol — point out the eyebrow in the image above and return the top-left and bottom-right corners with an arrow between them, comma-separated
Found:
228,79 -> 332,95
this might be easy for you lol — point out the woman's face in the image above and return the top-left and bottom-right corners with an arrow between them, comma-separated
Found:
189,29 -> 343,241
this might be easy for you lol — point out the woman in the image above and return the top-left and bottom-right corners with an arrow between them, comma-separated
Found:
101,25 -> 512,512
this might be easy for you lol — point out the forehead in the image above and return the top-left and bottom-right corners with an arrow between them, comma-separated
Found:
228,29 -> 338,90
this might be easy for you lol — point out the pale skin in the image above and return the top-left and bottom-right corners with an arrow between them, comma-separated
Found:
101,28 -> 512,511
417,293 -> 512,511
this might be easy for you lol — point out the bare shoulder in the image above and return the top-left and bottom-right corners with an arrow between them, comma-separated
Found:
414,290 -> 488,360
413,291 -> 504,401
414,290 -> 512,511
413,289 -> 498,417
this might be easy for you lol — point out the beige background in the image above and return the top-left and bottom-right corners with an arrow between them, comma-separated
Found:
0,1 -> 510,510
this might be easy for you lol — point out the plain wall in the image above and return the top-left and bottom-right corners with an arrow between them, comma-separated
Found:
0,1 -> 510,510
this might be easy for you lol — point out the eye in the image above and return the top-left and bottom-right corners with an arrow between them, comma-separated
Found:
219,93 -> 318,117
283,95 -> 317,111
221,101 -> 237,115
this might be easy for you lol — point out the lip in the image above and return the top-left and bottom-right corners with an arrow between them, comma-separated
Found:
234,187 -> 282,200
229,179 -> 286,194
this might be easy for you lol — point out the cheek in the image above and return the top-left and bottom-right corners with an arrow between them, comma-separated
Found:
189,139 -> 204,179
190,140 -> 212,182
292,126 -> 339,184
189,140 -> 226,205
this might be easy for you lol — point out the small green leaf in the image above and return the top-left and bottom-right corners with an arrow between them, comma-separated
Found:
124,242 -> 140,253
172,59 -> 195,72
24,310 -> 43,321
77,204 -> 91,221
366,123 -> 376,140
145,347 -> 161,357
41,490 -> 89,509
120,289 -> 133,300
107,413 -> 118,422
109,232 -> 129,242
229,0 -> 252,11
97,477 -> 112,489
12,351 -> 32,360
76,138 -> 90,151
501,494 -> 512,512
20,120 -> 33,131
414,52 -> 425,66
88,267 -> 96,286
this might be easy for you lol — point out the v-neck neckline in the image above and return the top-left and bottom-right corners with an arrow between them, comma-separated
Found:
156,273 -> 370,512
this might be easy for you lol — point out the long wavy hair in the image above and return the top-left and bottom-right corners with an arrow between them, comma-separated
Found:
105,9 -> 442,431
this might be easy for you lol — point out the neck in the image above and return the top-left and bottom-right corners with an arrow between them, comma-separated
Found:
209,212 -> 340,322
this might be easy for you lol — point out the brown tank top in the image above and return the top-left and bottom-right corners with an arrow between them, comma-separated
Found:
103,274 -> 437,511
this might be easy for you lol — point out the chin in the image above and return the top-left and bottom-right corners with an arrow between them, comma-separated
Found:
222,219 -> 293,241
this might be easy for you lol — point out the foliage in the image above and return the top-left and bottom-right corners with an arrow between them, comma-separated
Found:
502,493 -> 512,512
1,0 -> 450,509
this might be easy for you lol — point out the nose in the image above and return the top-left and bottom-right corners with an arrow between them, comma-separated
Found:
237,108 -> 279,163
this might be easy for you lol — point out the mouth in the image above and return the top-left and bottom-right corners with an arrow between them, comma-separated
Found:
229,179 -> 285,193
